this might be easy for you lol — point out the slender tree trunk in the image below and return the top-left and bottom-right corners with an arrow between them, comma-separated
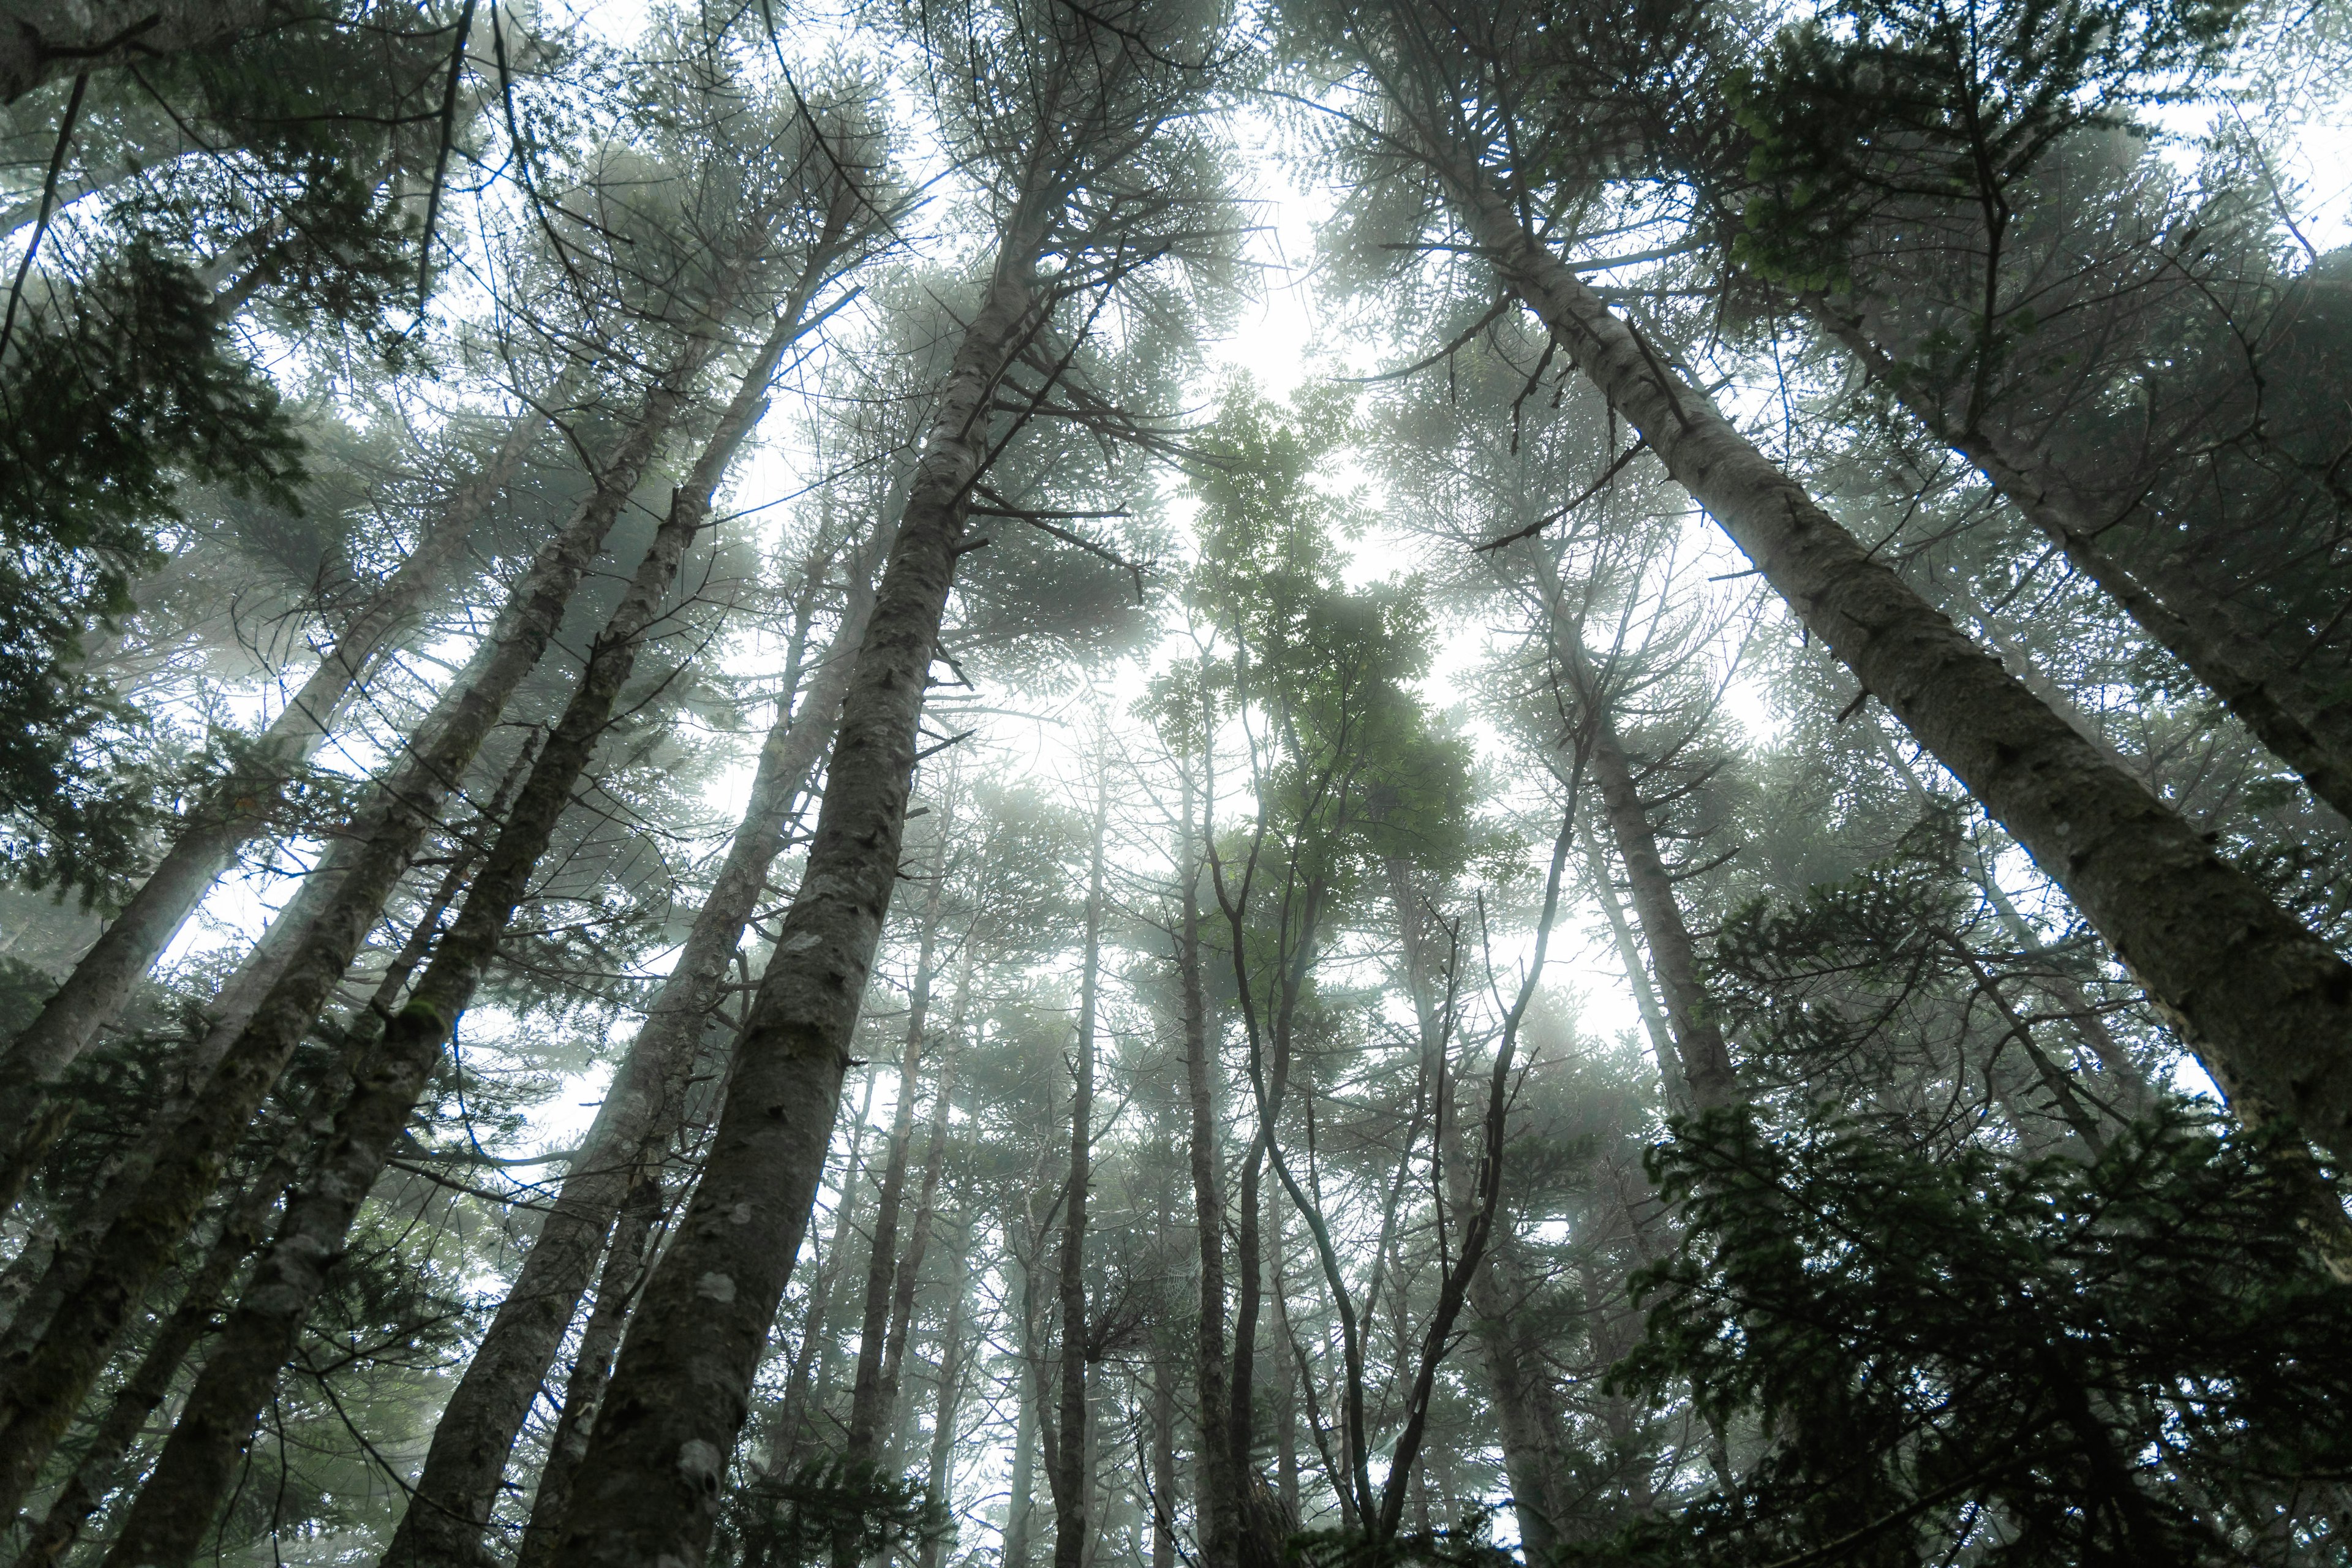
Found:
7,794 -> 505,1566
1807,292 -> 2352,820
545,195 -> 1056,1568
1049,753 -> 1109,1568
99,361 -> 736,1566
843,803 -> 955,1491
1004,1224 -> 1046,1568
1428,139 -> 2352,1154
1436,1083 -> 1562,1560
916,1235 -> 972,1568
514,1170 -> 665,1568
0,388 -> 558,1197
1586,715 -> 1738,1111
1267,1188 -> 1298,1526
1583,824 -> 1689,1110
1150,1362 -> 1177,1568
379,269 -> 859,1568
0,336 -> 714,1521
777,1071 -> 881,1474
1178,768 -> 1239,1568
880,957 -> 971,1460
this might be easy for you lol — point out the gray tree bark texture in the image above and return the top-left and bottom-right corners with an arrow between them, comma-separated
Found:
514,1170 -> 664,1568
1050,752 -> 1109,1568
0,337 -> 709,1523
841,811 -> 951,1498
1807,292 -> 2352,821
98,386 -> 730,1566
1583,823 -> 1690,1110
1432,149 -> 2352,1157
916,1237 -> 973,1568
377,263 -> 862,1568
0,396 -> 553,1209
1177,768 -> 1239,1568
1586,715 -> 1740,1112
0,0 -> 282,101
543,209 -> 1052,1568
879,970 -> 968,1460
11,805 -> 499,1561
774,1072 -> 879,1475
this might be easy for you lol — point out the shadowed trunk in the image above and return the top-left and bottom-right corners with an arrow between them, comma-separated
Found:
1809,290 -> 2352,821
380,262 -> 864,1568
1178,766 -> 1239,1568
543,192 -> 1055,1568
0,384 -> 564,1205
841,801 -> 954,1501
1423,137 -> 2352,1154
8,779 -> 513,1567
0,329 -> 716,1523
915,1233 -> 973,1568
1049,750 -> 1109,1568
97,355 -> 739,1566
514,1169 -> 665,1568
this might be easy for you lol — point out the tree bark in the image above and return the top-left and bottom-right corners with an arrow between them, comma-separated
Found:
1586,715 -> 1739,1111
544,195 -> 1054,1568
1003,1224 -> 1045,1568
879,956 -> 970,1461
1429,143 -> 2352,1156
98,362 -> 734,1566
1807,292 -> 2352,821
514,1170 -> 664,1568
0,336 -> 712,1521
0,386 -> 557,1198
915,1234 -> 973,1568
1583,823 -> 1690,1110
775,1071 -> 880,1476
842,803 -> 954,1491
379,264 -> 861,1568
1436,1082 -> 1562,1559
1050,751 -> 1109,1568
1177,766 -> 1239,1568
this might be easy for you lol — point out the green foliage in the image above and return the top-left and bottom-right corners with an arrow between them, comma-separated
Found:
0,234 -> 310,903
1731,0 -> 2247,287
714,1455 -> 946,1568
1587,1104 -> 2352,1565
1289,1508 -> 1520,1568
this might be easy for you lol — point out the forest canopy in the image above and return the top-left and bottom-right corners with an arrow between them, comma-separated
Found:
0,0 -> 2350,1564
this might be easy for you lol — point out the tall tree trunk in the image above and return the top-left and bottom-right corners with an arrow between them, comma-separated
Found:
777,1071 -> 881,1475
1436,1082 -> 1563,1559
1178,767 -> 1239,1568
1150,1363 -> 1177,1568
1807,292 -> 2352,821
0,332 -> 715,1521
7,783 -> 511,1566
514,1169 -> 665,1568
545,194 -> 1056,1568
1420,140 -> 2352,1150
1583,824 -> 1689,1110
843,799 -> 955,1490
1267,1187 -> 1299,1526
1050,750 -> 1110,1568
915,1234 -> 973,1568
99,355 -> 741,1566
0,385 -> 560,1199
379,267 -> 863,1568
1003,1223 -> 1046,1568
1585,714 -> 1738,1111
880,955 -> 971,1461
